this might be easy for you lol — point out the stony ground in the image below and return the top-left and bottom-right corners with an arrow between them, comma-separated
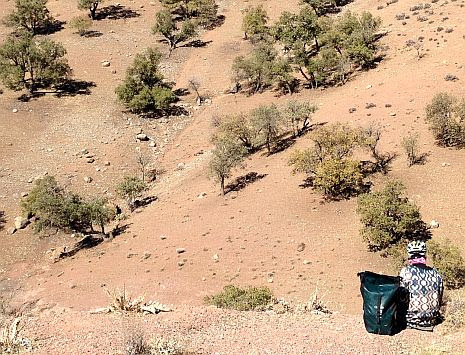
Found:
1,0 -> 465,353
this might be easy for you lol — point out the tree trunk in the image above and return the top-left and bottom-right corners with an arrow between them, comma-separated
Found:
221,177 -> 225,195
299,67 -> 311,82
90,5 -> 97,20
314,36 -> 320,52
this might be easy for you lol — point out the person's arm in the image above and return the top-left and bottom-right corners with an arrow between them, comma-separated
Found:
399,267 -> 409,288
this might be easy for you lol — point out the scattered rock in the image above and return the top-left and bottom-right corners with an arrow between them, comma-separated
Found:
101,61 -> 111,67
136,133 -> 149,141
444,74 -> 459,82
176,162 -> 185,170
430,220 -> 440,229
127,253 -> 137,258
148,141 -> 156,147
349,107 -> 357,113
104,161 -> 111,166
160,235 -> 167,240
198,192 -> 207,199
212,253 -> 219,262
7,227 -> 17,235
389,112 -> 397,117
297,243 -> 306,252
142,252 -> 151,260
365,103 -> 376,109
176,248 -> 186,254
87,158 -> 95,163
395,13 -> 406,21
84,176 -> 93,183
14,216 -> 28,229
303,260 -> 311,265
177,260 -> 185,267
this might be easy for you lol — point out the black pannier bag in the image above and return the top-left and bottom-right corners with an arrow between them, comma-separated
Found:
358,271 -> 408,335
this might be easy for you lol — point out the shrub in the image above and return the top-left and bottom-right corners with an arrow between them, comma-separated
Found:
77,0 -> 104,20
232,44 -> 293,95
205,285 -> 273,311
160,0 -> 217,25
249,104 -> 282,153
69,15 -> 92,36
152,10 -> 197,55
151,337 -> 185,355
428,239 -> 465,289
214,114 -> 258,152
443,289 -> 465,332
125,329 -> 151,355
241,5 -> 269,42
115,47 -> 176,113
21,176 -> 114,233
209,136 -> 247,194
282,101 -> 318,138
425,92 -> 465,147
357,181 -> 429,251
3,0 -> 54,35
116,176 -> 148,209
402,133 -> 422,166
313,158 -> 364,198
0,32 -> 71,93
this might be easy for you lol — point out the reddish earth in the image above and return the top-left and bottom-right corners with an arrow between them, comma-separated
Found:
1,0 -> 465,353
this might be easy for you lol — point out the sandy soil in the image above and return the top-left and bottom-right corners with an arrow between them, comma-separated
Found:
1,0 -> 465,353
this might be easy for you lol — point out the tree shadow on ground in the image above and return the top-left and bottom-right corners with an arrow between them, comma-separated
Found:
180,39 -> 212,48
0,211 -> 6,232
96,5 -> 140,20
132,196 -> 158,211
173,88 -> 190,97
36,19 -> 66,35
226,172 -> 267,193
270,122 -> 327,156
83,30 -> 103,38
361,152 -> 397,175
140,105 -> 189,119
17,80 -> 96,101
204,15 -> 226,30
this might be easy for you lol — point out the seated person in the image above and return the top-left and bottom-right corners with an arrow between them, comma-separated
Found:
400,240 -> 444,331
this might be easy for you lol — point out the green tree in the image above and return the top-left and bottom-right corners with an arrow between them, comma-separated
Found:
0,32 -> 71,93
425,92 -> 465,147
250,104 -> 282,153
357,181 -> 428,251
232,44 -> 293,95
313,158 -> 364,198
241,5 -> 269,42
215,113 -> 258,152
87,197 -> 114,234
160,0 -> 217,25
152,10 -> 197,55
3,0 -> 53,35
69,15 -> 92,36
77,0 -> 104,20
282,100 -> 317,137
209,136 -> 247,194
116,176 -> 148,210
115,47 -> 176,113
301,0 -> 335,17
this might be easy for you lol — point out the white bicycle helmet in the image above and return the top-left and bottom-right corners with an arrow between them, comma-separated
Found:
407,240 -> 427,258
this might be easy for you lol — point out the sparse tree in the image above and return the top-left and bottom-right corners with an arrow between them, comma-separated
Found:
209,136 -> 247,194
115,47 -> 176,113
425,92 -> 465,147
215,113 -> 258,152
241,5 -> 269,42
401,133 -> 421,166
301,0 -> 335,17
232,44 -> 293,95
77,0 -> 104,20
87,197 -> 114,234
0,32 -> 71,93
357,180 -> 428,251
152,10 -> 197,55
283,100 -> 318,137
136,151 -> 151,182
116,176 -> 148,210
160,0 -> 217,25
250,104 -> 282,153
3,0 -> 54,35
188,77 -> 202,103
69,15 -> 92,36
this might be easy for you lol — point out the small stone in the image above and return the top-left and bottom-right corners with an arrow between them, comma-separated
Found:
84,176 -> 93,183
20,192 -> 28,198
127,253 -> 137,258
297,243 -> 306,252
268,278 -> 274,283
303,260 -> 311,265
148,141 -> 156,147
176,162 -> 185,170
444,74 -> 459,82
160,235 -> 167,240
12,108 -> 18,113
212,253 -> 219,262
349,107 -> 357,113
366,84 -> 372,89
104,161 -> 111,166
389,112 -> 397,117
142,252 -> 151,260
7,227 -> 17,235
430,220 -> 440,229
101,61 -> 111,67
176,248 -> 186,254
69,284 -> 77,289
198,192 -> 207,199
87,158 -> 95,163
14,216 -> 28,229
136,133 -> 149,141
177,260 -> 185,267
